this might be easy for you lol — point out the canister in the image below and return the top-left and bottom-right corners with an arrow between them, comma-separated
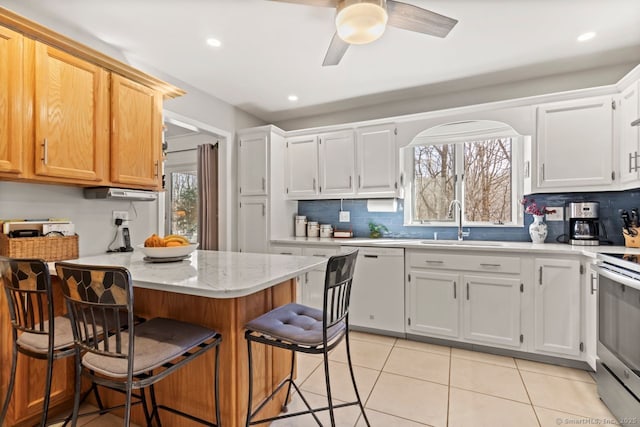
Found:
307,221 -> 319,238
295,215 -> 307,237
320,224 -> 333,238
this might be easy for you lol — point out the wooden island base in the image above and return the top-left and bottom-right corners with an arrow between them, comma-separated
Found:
94,278 -> 296,426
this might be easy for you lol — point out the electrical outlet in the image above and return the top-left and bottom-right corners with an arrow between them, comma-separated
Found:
339,211 -> 350,222
545,207 -> 563,221
112,211 -> 129,223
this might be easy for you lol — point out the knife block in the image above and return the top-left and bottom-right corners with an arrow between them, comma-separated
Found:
623,228 -> 640,248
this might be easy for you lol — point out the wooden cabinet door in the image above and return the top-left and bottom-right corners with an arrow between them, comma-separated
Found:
356,124 -> 398,196
34,42 -> 108,182
536,97 -> 614,189
238,133 -> 268,196
111,74 -> 162,188
285,135 -> 318,198
462,274 -> 522,348
407,270 -> 460,339
0,26 -> 24,174
534,258 -> 582,357
318,130 -> 355,196
619,82 -> 640,185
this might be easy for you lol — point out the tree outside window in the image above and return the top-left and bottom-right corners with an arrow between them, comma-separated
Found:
413,138 -> 513,225
170,171 -> 198,241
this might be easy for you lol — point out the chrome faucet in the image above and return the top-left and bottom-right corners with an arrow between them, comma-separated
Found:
447,200 -> 463,241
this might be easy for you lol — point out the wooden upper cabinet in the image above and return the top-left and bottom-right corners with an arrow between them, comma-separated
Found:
110,74 -> 162,189
33,42 -> 109,182
0,26 -> 24,174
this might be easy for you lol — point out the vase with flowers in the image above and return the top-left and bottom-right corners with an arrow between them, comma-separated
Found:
521,198 -> 556,243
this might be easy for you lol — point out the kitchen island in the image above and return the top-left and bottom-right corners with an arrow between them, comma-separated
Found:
1,250 -> 326,427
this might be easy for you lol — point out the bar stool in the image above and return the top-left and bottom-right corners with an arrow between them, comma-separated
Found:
55,261 -> 223,427
244,250 -> 370,427
0,256 -> 87,427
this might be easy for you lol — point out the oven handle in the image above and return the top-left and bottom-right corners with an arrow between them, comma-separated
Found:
593,265 -> 640,293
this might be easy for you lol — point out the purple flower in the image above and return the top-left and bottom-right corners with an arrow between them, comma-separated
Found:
520,198 -> 556,216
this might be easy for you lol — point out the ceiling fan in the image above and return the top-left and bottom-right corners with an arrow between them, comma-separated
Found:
270,0 -> 458,66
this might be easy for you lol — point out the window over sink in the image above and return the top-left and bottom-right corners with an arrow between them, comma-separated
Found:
406,120 -> 524,227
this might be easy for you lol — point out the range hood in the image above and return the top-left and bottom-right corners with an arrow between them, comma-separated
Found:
83,187 -> 158,202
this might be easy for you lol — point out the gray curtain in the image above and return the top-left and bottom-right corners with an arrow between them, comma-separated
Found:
197,143 -> 219,250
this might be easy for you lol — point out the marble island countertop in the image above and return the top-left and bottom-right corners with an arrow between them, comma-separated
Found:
61,250 -> 327,298
271,237 -> 640,258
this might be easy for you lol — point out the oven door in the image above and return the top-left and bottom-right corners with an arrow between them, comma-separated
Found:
595,264 -> 640,398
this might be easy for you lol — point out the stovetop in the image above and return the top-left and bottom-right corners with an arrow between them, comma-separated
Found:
599,252 -> 640,275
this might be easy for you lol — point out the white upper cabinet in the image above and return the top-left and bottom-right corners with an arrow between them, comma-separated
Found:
536,96 -> 614,190
318,130 -> 356,196
238,197 -> 268,254
238,133 -> 268,196
356,124 -> 399,196
619,81 -> 640,186
285,134 -> 319,198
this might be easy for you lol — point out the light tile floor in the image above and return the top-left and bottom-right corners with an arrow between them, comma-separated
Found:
52,331 -> 617,426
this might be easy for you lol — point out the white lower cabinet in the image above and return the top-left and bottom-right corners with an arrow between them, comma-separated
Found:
348,247 -> 405,334
406,249 -> 524,351
463,274 -> 521,348
407,270 -> 460,338
533,257 -> 582,357
301,246 -> 339,310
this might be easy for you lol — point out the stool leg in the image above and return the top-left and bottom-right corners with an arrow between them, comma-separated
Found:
322,346 -> 337,427
149,383 -> 162,427
345,331 -> 370,427
214,344 -> 221,427
245,338 -> 254,427
40,350 -> 55,427
281,351 -> 296,412
139,387 -> 152,427
71,349 -> 83,426
124,382 -> 133,427
0,341 -> 18,425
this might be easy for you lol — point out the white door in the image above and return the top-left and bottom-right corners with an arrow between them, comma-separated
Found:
536,96 -> 613,189
462,274 -> 522,348
349,247 -> 405,333
238,197 -> 267,254
356,124 -> 398,196
619,82 -> 640,185
285,135 -> 318,198
319,131 -> 356,196
407,270 -> 460,338
238,133 -> 268,196
534,258 -> 582,357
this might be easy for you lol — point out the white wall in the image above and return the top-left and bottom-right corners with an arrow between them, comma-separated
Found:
275,62 -> 637,131
0,181 -> 157,256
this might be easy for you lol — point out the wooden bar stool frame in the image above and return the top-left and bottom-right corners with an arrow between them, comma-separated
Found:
55,262 -> 223,427
244,250 -> 371,427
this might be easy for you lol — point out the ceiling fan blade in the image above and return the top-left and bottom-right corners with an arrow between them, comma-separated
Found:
322,33 -> 350,66
387,0 -> 458,38
268,0 -> 338,7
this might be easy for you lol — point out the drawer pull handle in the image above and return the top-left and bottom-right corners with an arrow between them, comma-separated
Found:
539,266 -> 543,285
364,255 -> 378,258
453,281 -> 457,299
312,254 -> 327,258
42,138 -> 48,165
280,252 -> 293,255
425,260 -> 444,264
466,282 -> 470,300
590,273 -> 597,295
480,263 -> 501,267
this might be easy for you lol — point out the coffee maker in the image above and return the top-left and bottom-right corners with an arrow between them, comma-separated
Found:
566,201 -> 600,246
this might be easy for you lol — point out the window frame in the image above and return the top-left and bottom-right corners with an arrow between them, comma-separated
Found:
404,136 -> 524,228
163,153 -> 198,238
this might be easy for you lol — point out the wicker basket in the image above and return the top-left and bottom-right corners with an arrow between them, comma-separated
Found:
0,233 -> 79,261
623,228 -> 640,248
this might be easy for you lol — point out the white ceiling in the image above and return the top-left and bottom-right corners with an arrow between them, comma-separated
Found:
5,0 -> 640,123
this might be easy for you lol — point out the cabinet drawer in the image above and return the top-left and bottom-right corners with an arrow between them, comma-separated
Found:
302,246 -> 339,259
408,251 -> 520,274
269,245 -> 302,256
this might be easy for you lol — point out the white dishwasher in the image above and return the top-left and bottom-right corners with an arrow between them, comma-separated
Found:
345,246 -> 405,335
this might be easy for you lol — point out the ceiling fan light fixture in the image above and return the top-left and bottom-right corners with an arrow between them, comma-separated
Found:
336,0 -> 388,45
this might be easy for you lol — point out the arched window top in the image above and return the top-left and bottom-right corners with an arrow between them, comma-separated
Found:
409,120 -> 523,146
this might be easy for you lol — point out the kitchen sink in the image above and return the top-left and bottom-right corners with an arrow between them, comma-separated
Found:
419,240 -> 507,247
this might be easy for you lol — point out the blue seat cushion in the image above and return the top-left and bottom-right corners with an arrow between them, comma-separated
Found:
245,303 -> 345,347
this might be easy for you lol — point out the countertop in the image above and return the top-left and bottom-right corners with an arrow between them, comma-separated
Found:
59,250 -> 326,298
271,237 -> 640,258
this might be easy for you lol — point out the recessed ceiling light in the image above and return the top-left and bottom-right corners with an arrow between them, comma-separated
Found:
577,32 -> 596,42
288,95 -> 299,102
206,38 -> 222,48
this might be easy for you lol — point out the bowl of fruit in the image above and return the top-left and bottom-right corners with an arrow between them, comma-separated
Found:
138,234 -> 198,260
